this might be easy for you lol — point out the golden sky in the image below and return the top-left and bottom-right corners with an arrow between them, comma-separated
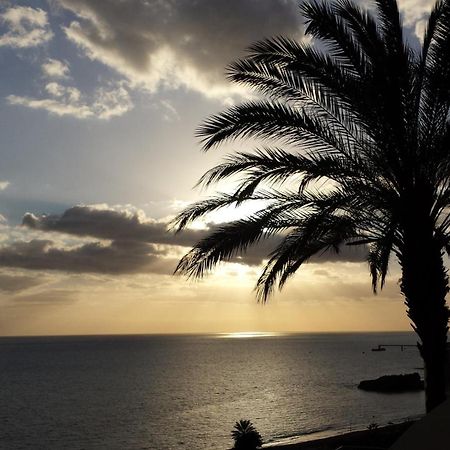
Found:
0,0 -> 438,336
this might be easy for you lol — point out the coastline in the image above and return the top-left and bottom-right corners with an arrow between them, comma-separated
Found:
264,421 -> 416,450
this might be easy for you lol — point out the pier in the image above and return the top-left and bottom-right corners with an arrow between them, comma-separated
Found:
372,344 -> 416,351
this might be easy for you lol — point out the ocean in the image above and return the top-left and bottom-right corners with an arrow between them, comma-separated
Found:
0,332 -> 424,450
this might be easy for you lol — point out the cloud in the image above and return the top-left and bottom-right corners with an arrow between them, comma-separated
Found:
0,204 -> 365,276
21,204 -> 277,267
41,58 -> 70,79
3,0 -> 434,122
0,205 -> 368,276
397,0 -> 435,43
0,6 -> 53,48
0,205 -> 206,275
0,273 -> 44,293
0,181 -> 9,191
24,204 -> 367,261
0,238 -> 178,275
54,0 -> 434,100
56,0 -> 302,99
4,20 -> 132,121
22,205 -> 207,246
7,81 -> 133,119
397,0 -> 434,27
359,0 -> 433,42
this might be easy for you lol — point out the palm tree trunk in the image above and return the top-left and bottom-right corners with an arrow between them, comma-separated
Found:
399,212 -> 449,413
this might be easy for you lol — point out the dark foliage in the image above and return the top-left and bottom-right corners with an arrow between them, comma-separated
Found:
231,419 -> 263,450
173,0 -> 450,412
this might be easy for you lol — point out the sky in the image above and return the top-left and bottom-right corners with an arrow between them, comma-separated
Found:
0,0 -> 439,336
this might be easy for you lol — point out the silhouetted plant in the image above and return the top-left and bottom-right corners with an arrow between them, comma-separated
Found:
231,419 -> 263,450
173,0 -> 450,413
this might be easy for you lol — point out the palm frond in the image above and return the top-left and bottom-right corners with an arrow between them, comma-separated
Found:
367,223 -> 397,292
421,0 -> 446,58
170,193 -> 245,232
418,1 -> 450,154
300,0 -> 368,75
240,37 -> 375,133
198,147 -> 370,192
175,0 -> 450,309
256,212 -> 359,302
197,100 -> 358,158
373,0 -> 404,52
227,51 -> 369,149
174,209 -> 295,279
334,0 -> 385,65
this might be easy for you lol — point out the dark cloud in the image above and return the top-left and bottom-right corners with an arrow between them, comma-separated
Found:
56,0 -> 302,96
20,206 -> 263,273
23,206 -> 206,246
0,273 -> 44,292
54,0 -> 429,100
17,206 -> 213,275
0,239 -> 178,275
14,206 -> 202,275
0,205 -> 367,276
22,206 -> 367,262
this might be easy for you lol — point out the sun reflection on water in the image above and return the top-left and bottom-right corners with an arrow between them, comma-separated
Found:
217,331 -> 286,339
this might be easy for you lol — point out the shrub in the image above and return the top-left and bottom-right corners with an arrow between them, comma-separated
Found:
231,419 -> 263,450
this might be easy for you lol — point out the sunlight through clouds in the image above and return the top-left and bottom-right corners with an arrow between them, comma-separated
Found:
0,0 -> 441,337
57,0 -> 303,101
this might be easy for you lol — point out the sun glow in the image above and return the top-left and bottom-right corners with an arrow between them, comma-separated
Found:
218,331 -> 286,339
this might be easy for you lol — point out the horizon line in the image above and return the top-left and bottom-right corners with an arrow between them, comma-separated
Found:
0,329 -> 414,339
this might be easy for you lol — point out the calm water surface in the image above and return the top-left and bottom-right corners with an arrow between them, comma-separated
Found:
0,332 -> 424,449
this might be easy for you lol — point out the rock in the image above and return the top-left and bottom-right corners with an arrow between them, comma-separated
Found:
358,373 -> 424,392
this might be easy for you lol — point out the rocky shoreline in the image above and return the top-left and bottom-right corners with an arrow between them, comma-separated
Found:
358,373 -> 424,392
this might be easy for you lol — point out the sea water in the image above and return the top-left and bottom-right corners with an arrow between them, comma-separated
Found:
0,332 -> 424,450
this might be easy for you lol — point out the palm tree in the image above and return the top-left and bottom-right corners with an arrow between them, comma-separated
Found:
172,0 -> 450,412
231,419 -> 263,450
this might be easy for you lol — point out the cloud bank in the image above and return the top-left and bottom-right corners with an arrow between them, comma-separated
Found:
0,205 -> 207,275
0,204 -> 367,276
0,238 -> 174,275
22,205 -> 206,246
2,1 -> 436,119
56,0 -> 302,99
55,0 -> 433,100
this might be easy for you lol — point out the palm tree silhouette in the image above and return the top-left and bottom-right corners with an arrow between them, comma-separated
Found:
231,419 -> 263,450
173,0 -> 450,412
